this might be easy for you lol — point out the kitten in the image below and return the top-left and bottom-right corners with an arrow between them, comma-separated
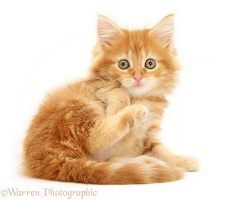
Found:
23,14 -> 198,184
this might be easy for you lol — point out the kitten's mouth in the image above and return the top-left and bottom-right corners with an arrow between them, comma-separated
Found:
132,82 -> 144,88
132,84 -> 143,88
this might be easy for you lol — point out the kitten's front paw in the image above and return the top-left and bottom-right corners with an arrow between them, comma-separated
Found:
129,105 -> 148,128
174,156 -> 199,172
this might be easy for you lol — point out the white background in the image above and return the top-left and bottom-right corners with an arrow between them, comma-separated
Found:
1,0 -> 236,199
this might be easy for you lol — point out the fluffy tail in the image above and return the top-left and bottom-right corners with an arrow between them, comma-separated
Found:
24,155 -> 184,184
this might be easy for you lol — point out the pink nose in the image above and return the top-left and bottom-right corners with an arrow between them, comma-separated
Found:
133,74 -> 143,82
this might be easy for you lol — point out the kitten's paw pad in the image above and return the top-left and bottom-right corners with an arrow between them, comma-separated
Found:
175,156 -> 199,172
135,107 -> 148,123
125,105 -> 148,128
132,105 -> 148,126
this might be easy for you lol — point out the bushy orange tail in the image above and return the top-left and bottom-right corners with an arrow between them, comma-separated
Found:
24,156 -> 184,184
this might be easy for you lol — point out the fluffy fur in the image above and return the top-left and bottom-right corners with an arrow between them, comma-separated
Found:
23,14 -> 198,184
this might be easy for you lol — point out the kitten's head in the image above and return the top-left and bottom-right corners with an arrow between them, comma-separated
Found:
90,14 -> 180,98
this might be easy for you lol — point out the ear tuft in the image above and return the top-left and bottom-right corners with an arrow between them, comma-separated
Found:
97,15 -> 123,48
149,14 -> 175,51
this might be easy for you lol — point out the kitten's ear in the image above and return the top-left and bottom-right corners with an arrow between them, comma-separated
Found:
97,15 -> 123,48
149,14 -> 175,52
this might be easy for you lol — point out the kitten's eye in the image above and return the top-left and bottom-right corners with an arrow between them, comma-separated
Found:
145,59 -> 156,69
118,60 -> 130,69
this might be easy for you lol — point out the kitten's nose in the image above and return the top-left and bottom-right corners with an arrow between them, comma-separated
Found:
133,74 -> 143,82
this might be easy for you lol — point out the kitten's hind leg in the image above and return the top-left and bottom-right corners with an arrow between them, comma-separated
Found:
151,144 -> 199,172
88,105 -> 148,154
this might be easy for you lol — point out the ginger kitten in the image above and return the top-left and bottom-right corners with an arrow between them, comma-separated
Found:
23,14 -> 198,184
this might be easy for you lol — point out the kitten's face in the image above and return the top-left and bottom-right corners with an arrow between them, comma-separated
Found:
91,15 -> 180,98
